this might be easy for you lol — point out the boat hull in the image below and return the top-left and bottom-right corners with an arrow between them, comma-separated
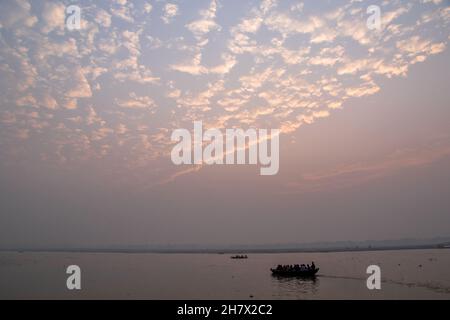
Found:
270,268 -> 319,277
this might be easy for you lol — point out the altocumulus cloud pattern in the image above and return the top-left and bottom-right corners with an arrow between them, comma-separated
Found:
0,0 -> 449,185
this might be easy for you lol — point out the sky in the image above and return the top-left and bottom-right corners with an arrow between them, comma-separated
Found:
0,0 -> 449,249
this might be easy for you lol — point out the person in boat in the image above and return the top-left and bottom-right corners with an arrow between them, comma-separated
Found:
311,261 -> 316,270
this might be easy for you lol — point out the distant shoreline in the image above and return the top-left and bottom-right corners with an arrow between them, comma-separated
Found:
1,244 -> 449,255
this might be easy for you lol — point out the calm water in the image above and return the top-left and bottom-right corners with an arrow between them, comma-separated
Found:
1,249 -> 450,299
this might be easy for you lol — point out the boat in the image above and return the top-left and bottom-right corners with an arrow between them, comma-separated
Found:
270,267 -> 319,277
230,255 -> 248,259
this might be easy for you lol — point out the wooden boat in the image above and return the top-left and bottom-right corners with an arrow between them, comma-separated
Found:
270,267 -> 319,277
230,255 -> 248,259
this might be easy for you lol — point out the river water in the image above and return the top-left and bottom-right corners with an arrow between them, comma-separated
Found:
1,249 -> 449,299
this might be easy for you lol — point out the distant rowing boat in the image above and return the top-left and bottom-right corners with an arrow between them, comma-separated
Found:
270,267 -> 319,277
230,255 -> 248,259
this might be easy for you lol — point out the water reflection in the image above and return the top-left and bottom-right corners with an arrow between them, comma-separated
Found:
271,275 -> 320,298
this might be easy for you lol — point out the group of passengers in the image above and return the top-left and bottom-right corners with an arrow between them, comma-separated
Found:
275,261 -> 316,272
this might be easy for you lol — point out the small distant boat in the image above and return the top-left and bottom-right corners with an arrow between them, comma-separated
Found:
270,267 -> 319,277
231,255 -> 248,259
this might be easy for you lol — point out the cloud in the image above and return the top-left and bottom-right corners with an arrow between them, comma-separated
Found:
157,165 -> 202,186
338,59 -> 371,75
0,0 -> 38,28
397,36 -> 445,56
66,68 -> 93,98
260,0 -> 277,15
0,0 -> 448,183
41,94 -> 58,110
186,0 -> 220,38
144,3 -> 153,14
345,83 -> 380,97
64,99 -> 78,110
37,38 -> 79,60
265,14 -> 324,37
95,9 -> 112,28
162,3 -> 179,24
115,92 -> 155,109
114,70 -> 160,84
310,28 -> 338,43
111,3 -> 134,23
16,94 -> 37,107
41,2 -> 65,34
309,46 -> 345,66
235,17 -> 263,34
176,80 -> 225,111
170,53 -> 236,75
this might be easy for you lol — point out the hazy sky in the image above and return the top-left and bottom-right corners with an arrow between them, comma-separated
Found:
0,0 -> 450,248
